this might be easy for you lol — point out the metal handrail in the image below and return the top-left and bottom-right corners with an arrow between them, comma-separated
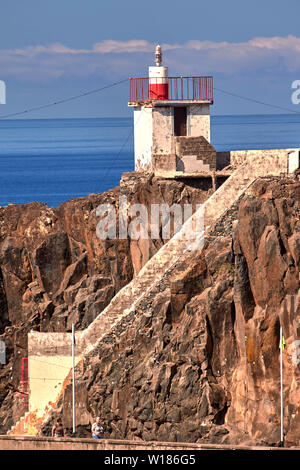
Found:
129,76 -> 213,102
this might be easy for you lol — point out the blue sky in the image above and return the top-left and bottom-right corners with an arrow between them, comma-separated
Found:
1,0 -> 300,118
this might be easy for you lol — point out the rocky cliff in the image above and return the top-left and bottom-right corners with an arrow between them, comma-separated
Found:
0,173 -> 210,433
0,174 -> 300,446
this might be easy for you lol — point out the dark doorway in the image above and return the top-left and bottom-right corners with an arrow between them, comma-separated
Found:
174,107 -> 187,136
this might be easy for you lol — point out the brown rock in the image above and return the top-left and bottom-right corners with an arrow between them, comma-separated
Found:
3,174 -> 300,447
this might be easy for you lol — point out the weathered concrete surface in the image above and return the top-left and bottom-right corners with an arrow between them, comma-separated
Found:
188,104 -> 210,142
229,148 -> 299,173
0,435 -> 296,451
133,105 -> 153,172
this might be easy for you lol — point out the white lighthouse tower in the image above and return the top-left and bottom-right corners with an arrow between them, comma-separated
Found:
129,45 -> 216,175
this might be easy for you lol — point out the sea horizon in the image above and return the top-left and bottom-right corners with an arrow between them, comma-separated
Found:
1,111 -> 299,120
1,113 -> 300,208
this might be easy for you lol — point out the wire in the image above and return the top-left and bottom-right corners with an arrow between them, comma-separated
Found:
0,76 -> 132,196
29,377 -> 69,381
29,357 -> 72,370
96,85 -> 300,192
94,105 -> 153,192
94,123 -> 134,194
92,106 -> 152,192
0,78 -> 298,120
1,77 -> 299,197
0,78 -> 129,120
213,86 -> 300,115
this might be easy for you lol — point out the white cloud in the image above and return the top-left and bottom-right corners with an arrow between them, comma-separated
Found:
4,35 -> 300,56
92,40 -> 154,53
248,35 -> 300,51
1,36 -> 300,83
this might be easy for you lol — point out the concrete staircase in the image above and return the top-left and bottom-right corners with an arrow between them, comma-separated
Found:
7,411 -> 48,436
174,136 -> 217,171
7,412 -> 31,436
8,152 -> 289,435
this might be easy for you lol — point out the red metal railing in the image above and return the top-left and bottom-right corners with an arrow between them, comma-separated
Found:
22,357 -> 29,407
129,76 -> 213,103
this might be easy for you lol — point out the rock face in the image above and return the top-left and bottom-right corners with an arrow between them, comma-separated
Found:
0,173 -> 210,433
1,174 -> 300,446
43,177 -> 300,446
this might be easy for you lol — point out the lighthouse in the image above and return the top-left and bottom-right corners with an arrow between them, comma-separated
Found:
129,45 -> 216,175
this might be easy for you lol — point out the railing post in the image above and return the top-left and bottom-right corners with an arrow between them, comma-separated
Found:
181,77 -> 183,100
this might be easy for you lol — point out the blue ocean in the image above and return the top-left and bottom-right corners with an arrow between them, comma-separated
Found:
0,114 -> 300,207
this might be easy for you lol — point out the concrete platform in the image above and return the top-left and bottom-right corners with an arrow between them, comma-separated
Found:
0,435 -> 297,451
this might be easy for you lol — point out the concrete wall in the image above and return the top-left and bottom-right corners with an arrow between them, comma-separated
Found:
152,107 -> 174,155
203,148 -> 297,229
28,332 -> 84,416
229,148 -> 300,173
188,104 -> 210,142
133,106 -> 153,171
288,150 -> 300,173
29,355 -> 73,413
0,436 -> 291,451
